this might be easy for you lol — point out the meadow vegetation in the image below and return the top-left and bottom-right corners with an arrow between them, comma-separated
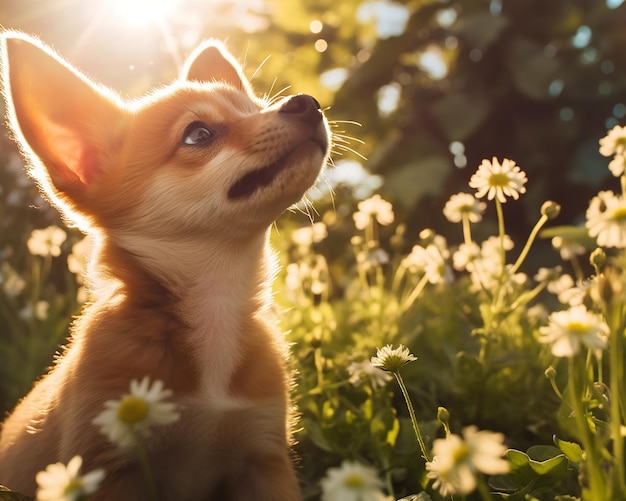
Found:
2,0 -> 626,499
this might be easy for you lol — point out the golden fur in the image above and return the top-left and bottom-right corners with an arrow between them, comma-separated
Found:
0,32 -> 329,500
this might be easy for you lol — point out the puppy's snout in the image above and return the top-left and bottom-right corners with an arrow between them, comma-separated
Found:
279,94 -> 323,125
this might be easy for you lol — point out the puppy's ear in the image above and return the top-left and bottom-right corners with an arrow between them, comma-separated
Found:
181,40 -> 251,91
1,33 -> 125,208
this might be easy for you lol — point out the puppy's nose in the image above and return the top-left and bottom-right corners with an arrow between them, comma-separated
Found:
279,94 -> 323,125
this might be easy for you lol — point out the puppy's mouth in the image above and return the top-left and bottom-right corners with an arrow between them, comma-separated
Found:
227,138 -> 328,200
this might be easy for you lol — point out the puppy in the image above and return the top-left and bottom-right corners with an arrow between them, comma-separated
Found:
0,31 -> 329,500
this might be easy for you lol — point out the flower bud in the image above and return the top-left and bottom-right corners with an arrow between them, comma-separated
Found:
590,248 -> 606,274
591,266 -> 623,309
437,406 -> 450,426
541,201 -> 561,219
437,406 -> 451,437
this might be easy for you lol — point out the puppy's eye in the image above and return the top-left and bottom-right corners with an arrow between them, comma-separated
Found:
183,122 -> 214,145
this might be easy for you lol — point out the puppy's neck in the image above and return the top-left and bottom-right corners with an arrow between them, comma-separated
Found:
97,229 -> 276,395
110,229 -> 271,297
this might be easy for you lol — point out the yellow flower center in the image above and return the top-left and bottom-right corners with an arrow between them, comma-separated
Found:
63,478 -> 83,496
488,172 -> 511,187
610,206 -> 626,221
345,473 -> 364,488
452,443 -> 470,464
566,321 -> 590,334
117,395 -> 148,424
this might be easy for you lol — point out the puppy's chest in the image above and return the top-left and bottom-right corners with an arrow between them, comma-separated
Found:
151,395 -> 285,490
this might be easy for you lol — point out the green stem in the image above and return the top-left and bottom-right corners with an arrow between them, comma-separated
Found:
509,282 -> 546,311
608,303 -> 626,496
461,214 -> 473,246
569,355 -> 606,501
354,243 -> 371,300
545,367 -> 564,400
476,474 -> 494,501
380,456 -> 395,500
490,199 -> 508,327
571,255 -> 584,283
390,263 -> 406,298
399,274 -> 429,314
494,199 -> 506,273
132,430 -> 159,501
314,345 -> 324,389
366,218 -> 379,246
394,371 -> 431,462
294,379 -> 353,402
510,214 -> 549,275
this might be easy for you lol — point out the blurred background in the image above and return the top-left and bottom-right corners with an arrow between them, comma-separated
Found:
1,0 -> 625,425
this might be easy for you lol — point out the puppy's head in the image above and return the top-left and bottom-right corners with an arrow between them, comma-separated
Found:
1,33 -> 330,241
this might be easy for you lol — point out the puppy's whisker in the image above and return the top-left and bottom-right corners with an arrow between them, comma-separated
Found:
328,119 -> 363,127
332,145 -> 366,159
250,53 -> 271,83
332,135 -> 365,146
263,77 -> 280,104
265,85 -> 292,106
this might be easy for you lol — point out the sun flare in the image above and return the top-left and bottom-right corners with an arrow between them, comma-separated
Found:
110,0 -> 181,28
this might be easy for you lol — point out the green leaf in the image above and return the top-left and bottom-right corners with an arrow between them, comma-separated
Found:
528,452 -> 569,477
526,445 -> 563,462
386,415 -> 400,447
539,225 -> 595,247
303,418 -> 333,452
491,447 -> 571,497
398,493 -> 432,501
0,486 -> 32,501
555,437 -> 584,464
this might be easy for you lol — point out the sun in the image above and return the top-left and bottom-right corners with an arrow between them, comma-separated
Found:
110,0 -> 181,29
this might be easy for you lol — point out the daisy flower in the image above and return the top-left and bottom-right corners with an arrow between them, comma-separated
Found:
353,195 -> 394,230
320,460 -> 387,501
421,244 -> 453,284
599,125 -> 626,177
285,262 -> 312,291
347,361 -> 393,388
443,192 -> 486,223
27,226 -> 68,257
92,376 -> 180,449
291,222 -> 328,249
36,455 -> 105,501
1,262 -> 27,297
358,248 -> 390,274
425,426 -> 509,496
538,272 -> 587,306
586,190 -> 626,248
538,304 -> 609,357
452,242 -> 481,272
371,344 -> 417,373
551,236 -> 586,261
468,157 -> 527,203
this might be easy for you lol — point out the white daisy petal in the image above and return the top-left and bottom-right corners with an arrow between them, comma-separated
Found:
92,376 -> 180,449
586,190 -> 626,249
426,426 -> 509,496
469,157 -> 527,203
36,455 -> 105,501
320,460 -> 386,501
538,304 -> 609,357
